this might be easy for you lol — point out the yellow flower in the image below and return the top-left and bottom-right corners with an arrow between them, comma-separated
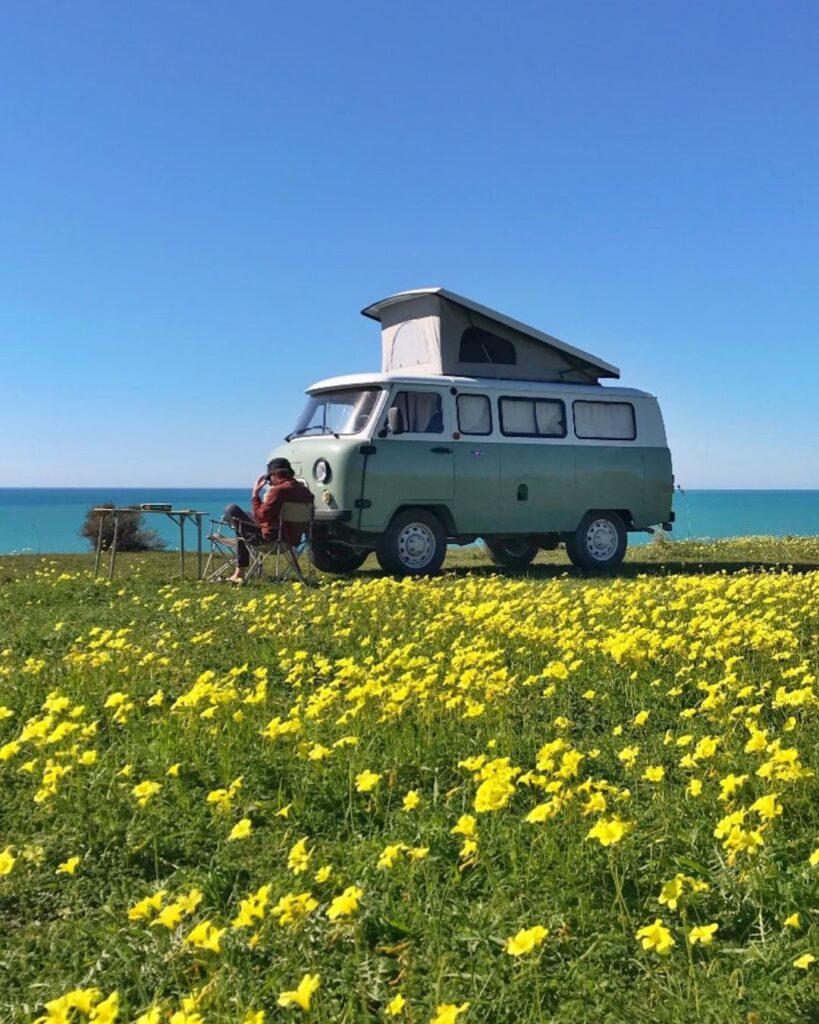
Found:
229,818 -> 253,841
784,913 -> 801,929
167,762 -> 182,777
232,883 -> 272,928
131,780 -> 162,807
355,770 -> 382,793
276,804 -> 293,818
378,843 -> 406,870
450,814 -> 476,837
177,889 -> 203,915
127,890 -> 167,921
288,837 -> 312,874
687,778 -> 703,797
505,924 -> 549,956
135,1008 -> 161,1024
327,884 -> 363,920
152,902 -> 185,929
474,776 -> 515,812
56,856 -> 81,876
402,789 -> 421,811
793,953 -> 815,970
586,818 -> 631,846
314,864 -> 333,883
658,875 -> 684,911
270,891 -> 318,927
750,793 -> 782,820
184,919 -> 225,953
688,923 -> 718,945
386,993 -> 406,1016
89,991 -> 119,1024
0,846 -> 15,876
430,1003 -> 470,1024
243,1012 -> 265,1024
810,847 -> 819,867
635,919 -> 675,955
642,765 -> 665,783
277,972 -> 320,1011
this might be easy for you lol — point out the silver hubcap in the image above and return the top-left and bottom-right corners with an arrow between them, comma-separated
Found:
585,518 -> 619,562
397,523 -> 436,569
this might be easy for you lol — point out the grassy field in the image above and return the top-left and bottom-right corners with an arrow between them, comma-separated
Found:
1,537 -> 817,1023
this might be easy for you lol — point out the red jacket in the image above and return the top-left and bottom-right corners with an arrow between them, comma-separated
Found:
251,478 -> 314,545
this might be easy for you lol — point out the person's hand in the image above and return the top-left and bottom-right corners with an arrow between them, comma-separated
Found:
252,474 -> 267,498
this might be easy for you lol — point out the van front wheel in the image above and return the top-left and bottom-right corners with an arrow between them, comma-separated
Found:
484,538 -> 539,568
566,512 -> 627,570
376,510 -> 446,576
311,540 -> 369,574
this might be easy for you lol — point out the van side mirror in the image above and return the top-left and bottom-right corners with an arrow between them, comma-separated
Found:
387,407 -> 404,436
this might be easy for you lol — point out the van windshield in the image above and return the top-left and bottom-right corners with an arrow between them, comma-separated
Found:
288,387 -> 381,439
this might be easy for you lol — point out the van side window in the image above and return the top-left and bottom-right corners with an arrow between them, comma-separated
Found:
499,397 -> 566,437
573,401 -> 636,440
459,327 -> 517,365
389,391 -> 444,434
457,394 -> 492,435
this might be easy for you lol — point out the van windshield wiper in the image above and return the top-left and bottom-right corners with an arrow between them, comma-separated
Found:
284,425 -> 339,441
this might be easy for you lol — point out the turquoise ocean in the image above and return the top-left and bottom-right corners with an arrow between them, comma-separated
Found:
0,488 -> 817,555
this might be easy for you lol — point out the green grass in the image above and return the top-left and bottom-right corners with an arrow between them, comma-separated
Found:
0,537 -> 817,1023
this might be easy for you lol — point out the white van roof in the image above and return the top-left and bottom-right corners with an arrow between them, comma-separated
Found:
307,372 -> 653,400
361,287 -> 620,384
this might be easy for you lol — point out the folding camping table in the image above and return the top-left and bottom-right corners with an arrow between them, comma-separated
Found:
92,506 -> 208,580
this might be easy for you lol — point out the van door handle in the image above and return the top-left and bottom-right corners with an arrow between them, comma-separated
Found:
430,447 -> 453,454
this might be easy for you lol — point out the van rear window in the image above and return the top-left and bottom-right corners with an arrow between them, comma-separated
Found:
573,401 -> 636,440
499,397 -> 566,438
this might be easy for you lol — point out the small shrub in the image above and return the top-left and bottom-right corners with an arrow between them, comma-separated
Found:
80,504 -> 167,552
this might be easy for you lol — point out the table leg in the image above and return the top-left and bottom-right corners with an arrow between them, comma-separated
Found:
179,516 -> 185,578
94,513 -> 105,576
109,514 -> 120,580
197,515 -> 203,580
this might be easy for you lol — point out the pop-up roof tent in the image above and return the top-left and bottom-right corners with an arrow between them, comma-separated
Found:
361,288 -> 619,385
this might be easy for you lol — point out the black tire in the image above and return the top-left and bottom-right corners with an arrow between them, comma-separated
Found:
565,511 -> 627,570
310,540 -> 369,574
484,537 -> 539,568
375,509 -> 446,577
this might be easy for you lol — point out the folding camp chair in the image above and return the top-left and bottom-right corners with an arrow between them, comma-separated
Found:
202,518 -> 242,582
202,503 -> 314,585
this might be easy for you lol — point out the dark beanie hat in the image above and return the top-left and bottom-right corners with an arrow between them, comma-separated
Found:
267,457 -> 293,473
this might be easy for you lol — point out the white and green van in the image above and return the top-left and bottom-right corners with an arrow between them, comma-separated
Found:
269,288 -> 674,575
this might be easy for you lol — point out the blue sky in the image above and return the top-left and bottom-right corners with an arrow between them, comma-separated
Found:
1,1 -> 817,488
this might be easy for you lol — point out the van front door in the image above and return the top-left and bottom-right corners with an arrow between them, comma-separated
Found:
358,388 -> 454,531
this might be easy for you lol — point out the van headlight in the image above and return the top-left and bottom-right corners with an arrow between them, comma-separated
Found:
314,459 -> 331,484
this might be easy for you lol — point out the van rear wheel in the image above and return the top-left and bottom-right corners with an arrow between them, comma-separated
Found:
311,540 -> 369,574
566,511 -> 627,570
376,510 -> 446,577
484,538 -> 539,568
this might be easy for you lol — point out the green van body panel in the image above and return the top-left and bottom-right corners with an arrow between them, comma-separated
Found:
642,447 -> 674,528
357,439 -> 454,530
496,443 -> 577,532
452,442 -> 501,534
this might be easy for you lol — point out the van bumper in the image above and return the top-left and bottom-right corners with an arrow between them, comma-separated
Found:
314,508 -> 353,525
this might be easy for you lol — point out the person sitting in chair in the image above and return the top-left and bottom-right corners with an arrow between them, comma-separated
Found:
224,457 -> 314,583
